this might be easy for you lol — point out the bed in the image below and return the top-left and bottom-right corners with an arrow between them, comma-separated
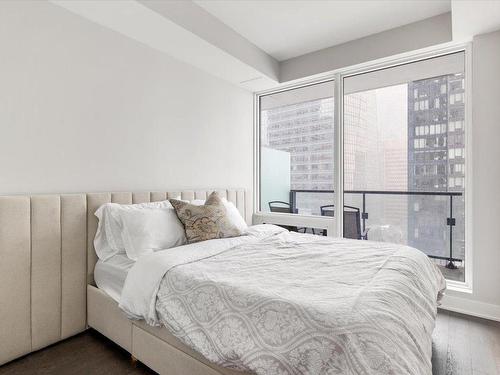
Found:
99,226 -> 445,375
0,188 -> 445,375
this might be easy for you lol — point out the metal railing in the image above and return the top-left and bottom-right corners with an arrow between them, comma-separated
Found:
289,189 -> 463,269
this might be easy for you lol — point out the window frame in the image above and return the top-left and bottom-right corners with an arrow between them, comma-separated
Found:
254,43 -> 472,292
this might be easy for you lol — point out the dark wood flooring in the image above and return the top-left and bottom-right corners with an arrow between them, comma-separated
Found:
0,330 -> 156,375
432,310 -> 500,375
1,311 -> 499,375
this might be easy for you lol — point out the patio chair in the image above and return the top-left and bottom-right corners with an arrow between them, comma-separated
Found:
320,204 -> 365,239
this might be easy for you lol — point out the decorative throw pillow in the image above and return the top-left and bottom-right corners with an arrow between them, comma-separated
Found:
190,197 -> 248,233
170,192 -> 243,243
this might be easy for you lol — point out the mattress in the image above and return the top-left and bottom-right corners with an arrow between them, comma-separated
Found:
94,253 -> 135,303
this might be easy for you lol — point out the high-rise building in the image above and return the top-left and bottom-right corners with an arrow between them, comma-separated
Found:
407,73 -> 465,265
343,92 -> 380,191
261,97 -> 334,214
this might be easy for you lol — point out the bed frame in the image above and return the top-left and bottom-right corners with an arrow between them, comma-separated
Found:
0,189 -> 250,374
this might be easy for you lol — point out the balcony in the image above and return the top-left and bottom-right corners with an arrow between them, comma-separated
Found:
269,189 -> 464,282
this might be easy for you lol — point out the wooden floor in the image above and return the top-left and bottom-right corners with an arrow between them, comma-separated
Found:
1,311 -> 499,375
0,330 -> 156,375
432,310 -> 500,375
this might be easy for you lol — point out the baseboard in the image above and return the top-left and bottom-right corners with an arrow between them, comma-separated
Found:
439,294 -> 500,322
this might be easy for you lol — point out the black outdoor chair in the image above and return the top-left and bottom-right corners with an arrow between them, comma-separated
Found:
268,201 -> 308,233
320,204 -> 364,240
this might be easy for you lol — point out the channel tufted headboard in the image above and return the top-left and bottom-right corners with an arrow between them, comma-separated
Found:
0,188 -> 249,366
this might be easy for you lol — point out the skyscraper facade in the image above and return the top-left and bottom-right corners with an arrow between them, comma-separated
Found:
407,73 -> 465,266
261,97 -> 334,214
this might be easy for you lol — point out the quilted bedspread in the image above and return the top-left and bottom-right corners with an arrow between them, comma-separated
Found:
149,229 -> 445,375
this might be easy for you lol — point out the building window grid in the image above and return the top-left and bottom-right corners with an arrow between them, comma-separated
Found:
407,72 -> 465,269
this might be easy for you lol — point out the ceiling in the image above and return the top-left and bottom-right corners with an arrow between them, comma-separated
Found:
56,0 -> 499,92
452,0 -> 500,41
195,0 -> 451,61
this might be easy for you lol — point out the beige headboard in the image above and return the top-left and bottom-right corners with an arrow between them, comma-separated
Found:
0,188 -> 248,366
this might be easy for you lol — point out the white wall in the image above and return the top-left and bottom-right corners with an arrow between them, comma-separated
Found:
471,29 -> 500,307
0,1 -> 253,198
444,28 -> 500,317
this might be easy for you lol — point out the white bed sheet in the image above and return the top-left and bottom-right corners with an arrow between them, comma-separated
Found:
94,254 -> 135,303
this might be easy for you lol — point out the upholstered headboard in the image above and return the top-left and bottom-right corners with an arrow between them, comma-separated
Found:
0,188 -> 248,366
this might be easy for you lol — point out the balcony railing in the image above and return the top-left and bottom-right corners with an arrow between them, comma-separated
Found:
289,189 -> 463,270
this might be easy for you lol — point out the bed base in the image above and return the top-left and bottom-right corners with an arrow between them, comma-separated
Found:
88,285 -> 245,375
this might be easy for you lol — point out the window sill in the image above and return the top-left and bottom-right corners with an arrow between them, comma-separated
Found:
446,280 -> 473,294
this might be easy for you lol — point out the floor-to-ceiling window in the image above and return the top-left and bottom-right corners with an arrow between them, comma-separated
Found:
257,50 -> 468,283
343,52 -> 466,282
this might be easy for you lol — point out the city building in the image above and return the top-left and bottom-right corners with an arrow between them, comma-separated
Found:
407,73 -> 466,266
261,96 -> 335,214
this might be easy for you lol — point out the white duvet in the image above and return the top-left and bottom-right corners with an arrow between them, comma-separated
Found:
120,224 -> 446,375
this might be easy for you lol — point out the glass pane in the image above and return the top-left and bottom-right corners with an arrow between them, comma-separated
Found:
260,81 -> 335,219
343,52 -> 466,282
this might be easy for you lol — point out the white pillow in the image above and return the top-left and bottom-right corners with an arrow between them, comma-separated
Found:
94,199 -> 186,261
116,200 -> 186,261
190,197 -> 248,233
94,203 -> 127,261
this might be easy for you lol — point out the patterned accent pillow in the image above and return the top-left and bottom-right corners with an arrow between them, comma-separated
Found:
170,192 -> 243,243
